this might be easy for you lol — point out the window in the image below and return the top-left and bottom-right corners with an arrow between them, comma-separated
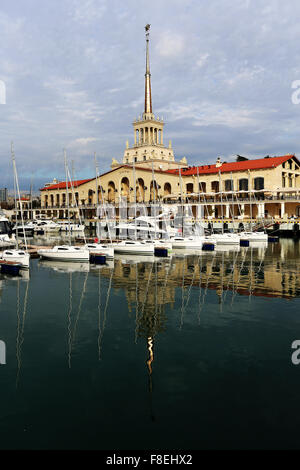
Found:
239,179 -> 248,191
225,180 -> 233,191
254,177 -> 264,190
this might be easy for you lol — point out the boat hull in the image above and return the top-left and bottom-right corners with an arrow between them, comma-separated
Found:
37,246 -> 89,262
1,250 -> 30,268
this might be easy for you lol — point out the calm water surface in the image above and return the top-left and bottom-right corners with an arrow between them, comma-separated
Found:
0,238 -> 300,449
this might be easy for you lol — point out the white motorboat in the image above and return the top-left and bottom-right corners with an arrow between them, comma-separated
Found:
0,214 -> 16,247
1,249 -> 30,268
84,243 -> 114,259
239,231 -> 268,242
34,220 -> 60,234
37,245 -> 90,262
170,236 -> 204,249
58,221 -> 85,232
12,223 -> 35,237
112,240 -> 154,255
213,233 -> 240,245
143,239 -> 173,251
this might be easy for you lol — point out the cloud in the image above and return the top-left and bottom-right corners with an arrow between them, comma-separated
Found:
70,0 -> 107,25
195,53 -> 210,68
156,31 -> 186,58
2,0 -> 300,189
71,137 -> 100,145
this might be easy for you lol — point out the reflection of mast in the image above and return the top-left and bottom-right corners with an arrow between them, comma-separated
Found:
98,266 -> 114,361
16,279 -> 30,388
180,256 -> 197,329
67,273 -> 73,368
69,269 -> 89,367
231,247 -> 248,306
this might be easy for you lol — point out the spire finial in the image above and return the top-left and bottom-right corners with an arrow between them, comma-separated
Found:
144,24 -> 152,114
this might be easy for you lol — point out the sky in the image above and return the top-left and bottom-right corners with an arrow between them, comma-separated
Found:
1,0 -> 300,191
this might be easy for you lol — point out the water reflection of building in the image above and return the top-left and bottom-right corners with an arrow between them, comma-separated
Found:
98,244 -> 300,310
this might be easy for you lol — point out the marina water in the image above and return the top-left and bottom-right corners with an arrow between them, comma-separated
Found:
0,238 -> 300,449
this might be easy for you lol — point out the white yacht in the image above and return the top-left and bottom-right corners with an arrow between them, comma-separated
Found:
0,249 -> 30,268
12,222 -> 35,237
37,245 -> 90,262
143,239 -> 173,251
0,214 -> 16,247
170,236 -> 207,249
84,243 -> 114,259
34,219 -> 60,234
239,231 -> 268,242
58,221 -> 85,233
212,233 -> 240,245
112,240 -> 155,255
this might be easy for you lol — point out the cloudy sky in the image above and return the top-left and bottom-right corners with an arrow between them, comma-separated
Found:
1,0 -> 300,191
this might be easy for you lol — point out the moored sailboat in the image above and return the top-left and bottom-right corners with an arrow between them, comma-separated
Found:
38,151 -> 89,262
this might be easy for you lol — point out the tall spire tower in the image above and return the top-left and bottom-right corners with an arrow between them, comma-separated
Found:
144,24 -> 152,116
114,25 -> 188,171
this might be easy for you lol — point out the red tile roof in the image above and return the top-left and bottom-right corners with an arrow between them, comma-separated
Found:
167,154 -> 298,176
40,178 -> 94,191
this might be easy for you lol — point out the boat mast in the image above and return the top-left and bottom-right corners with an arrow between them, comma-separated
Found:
64,149 -> 72,245
11,142 -> 27,251
248,169 -> 253,232
133,160 -> 137,241
179,167 -> 184,236
230,172 -> 235,230
96,156 -> 112,244
218,169 -> 224,234
151,162 -> 157,239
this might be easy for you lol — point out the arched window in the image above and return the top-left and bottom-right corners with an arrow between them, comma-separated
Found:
186,183 -> 193,194
150,181 -> 158,201
88,189 -> 94,204
254,177 -> 264,190
198,182 -> 206,193
239,179 -> 248,191
121,177 -> 130,201
136,178 -> 145,202
224,179 -> 233,191
108,181 -> 116,202
211,181 -> 219,193
164,182 -> 171,196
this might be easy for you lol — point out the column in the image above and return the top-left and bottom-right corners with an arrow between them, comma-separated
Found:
196,205 -> 205,220
258,203 -> 265,218
225,205 -> 230,218
240,203 -> 245,219
281,202 -> 285,218
139,129 -> 141,145
161,128 -> 163,146
134,130 -> 137,145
